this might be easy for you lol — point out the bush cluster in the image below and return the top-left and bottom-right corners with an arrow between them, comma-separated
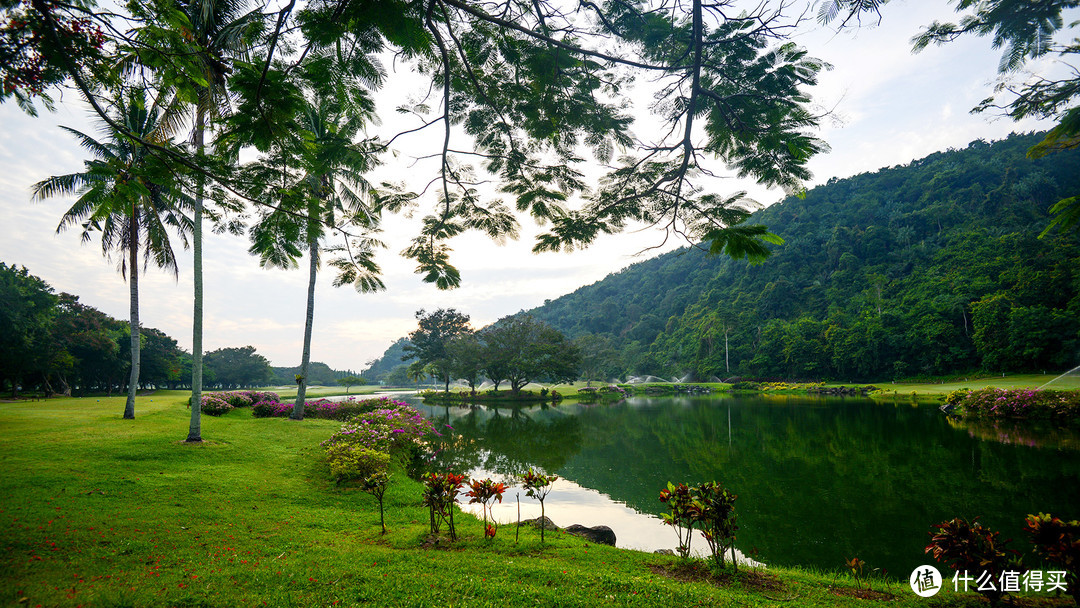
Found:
926,513 -> 1080,606
197,390 -> 281,416
321,403 -> 438,483
945,388 -> 1080,421
251,396 -> 400,421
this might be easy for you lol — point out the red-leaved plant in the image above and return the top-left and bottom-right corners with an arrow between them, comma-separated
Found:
1024,513 -> 1080,606
422,472 -> 467,540
466,478 -> 508,540
925,517 -> 1020,606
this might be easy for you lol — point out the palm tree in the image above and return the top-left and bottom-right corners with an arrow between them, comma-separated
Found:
32,87 -> 191,419
248,90 -> 384,420
169,0 -> 260,441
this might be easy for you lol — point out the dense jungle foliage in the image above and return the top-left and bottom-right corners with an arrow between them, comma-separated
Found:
519,132 -> 1080,381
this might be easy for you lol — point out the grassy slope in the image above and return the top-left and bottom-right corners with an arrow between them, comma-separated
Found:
0,393 -> 1061,608
866,374 -> 1080,397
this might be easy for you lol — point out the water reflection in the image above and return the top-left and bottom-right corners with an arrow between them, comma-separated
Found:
413,395 -> 1080,577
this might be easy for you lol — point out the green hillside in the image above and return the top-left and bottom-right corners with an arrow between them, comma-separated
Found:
524,132 -> 1080,381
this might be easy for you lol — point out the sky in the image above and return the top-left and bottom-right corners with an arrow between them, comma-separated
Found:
0,0 -> 1067,372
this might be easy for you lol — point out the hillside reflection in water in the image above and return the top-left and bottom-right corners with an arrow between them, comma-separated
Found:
411,394 -> 1079,576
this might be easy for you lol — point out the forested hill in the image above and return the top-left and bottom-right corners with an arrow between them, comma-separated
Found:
523,132 -> 1080,381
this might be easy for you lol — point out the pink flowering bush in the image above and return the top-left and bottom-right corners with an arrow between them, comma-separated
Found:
200,395 -> 233,416
945,388 -> 1080,422
251,396 -> 404,421
221,391 -> 254,408
322,404 -> 438,485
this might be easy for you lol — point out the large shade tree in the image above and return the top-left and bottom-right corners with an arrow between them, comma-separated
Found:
31,87 -> 191,419
403,308 -> 472,393
4,0 -> 824,275
482,315 -> 580,395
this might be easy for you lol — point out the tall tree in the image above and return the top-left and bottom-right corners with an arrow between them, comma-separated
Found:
244,50 -> 385,420
403,308 -> 472,393
31,87 -> 190,418
127,0 -> 262,440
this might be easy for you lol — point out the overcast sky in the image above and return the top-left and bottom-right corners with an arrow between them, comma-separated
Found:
0,0 -> 1066,371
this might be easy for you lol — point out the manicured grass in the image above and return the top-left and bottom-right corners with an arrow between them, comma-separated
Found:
868,374 -> 1080,397
0,394 -> 1067,607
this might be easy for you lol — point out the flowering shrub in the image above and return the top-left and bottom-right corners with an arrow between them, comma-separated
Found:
321,404 -> 438,535
252,400 -> 293,418
221,391 -> 254,408
925,517 -> 1020,606
322,405 -> 435,478
1024,513 -> 1080,605
945,388 -> 1080,421
252,396 -> 408,421
200,396 -> 233,416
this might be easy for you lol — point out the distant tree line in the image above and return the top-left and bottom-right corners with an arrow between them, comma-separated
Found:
398,309 -> 581,395
0,263 -> 357,396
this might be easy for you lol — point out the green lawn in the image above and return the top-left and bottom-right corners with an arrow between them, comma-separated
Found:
0,393 -> 1067,607
868,374 -> 1080,397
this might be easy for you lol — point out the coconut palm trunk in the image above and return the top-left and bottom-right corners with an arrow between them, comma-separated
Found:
291,223 -> 319,420
187,114 -> 205,441
124,208 -> 140,419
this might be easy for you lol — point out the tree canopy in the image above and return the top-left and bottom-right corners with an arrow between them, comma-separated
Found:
403,308 -> 472,392
2,0 -> 826,285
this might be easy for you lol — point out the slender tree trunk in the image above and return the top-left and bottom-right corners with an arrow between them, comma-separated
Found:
724,326 -> 730,374
188,112 -> 205,442
124,210 -> 140,419
292,229 -> 319,420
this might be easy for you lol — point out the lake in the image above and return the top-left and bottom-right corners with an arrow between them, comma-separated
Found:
408,393 -> 1080,577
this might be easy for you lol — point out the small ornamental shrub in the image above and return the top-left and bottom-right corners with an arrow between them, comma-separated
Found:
1024,513 -> 1080,605
423,472 -> 467,539
325,445 -> 389,484
696,481 -> 738,570
466,478 -> 508,539
200,395 -> 233,416
659,482 -> 701,558
925,517 -> 1020,606
522,468 -> 558,542
360,472 -> 391,534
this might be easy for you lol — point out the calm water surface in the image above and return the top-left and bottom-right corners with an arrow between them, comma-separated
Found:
409,394 -> 1079,576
